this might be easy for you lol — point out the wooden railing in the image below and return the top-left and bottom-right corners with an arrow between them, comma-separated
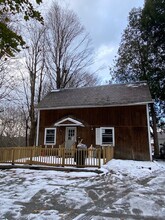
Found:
0,146 -> 114,168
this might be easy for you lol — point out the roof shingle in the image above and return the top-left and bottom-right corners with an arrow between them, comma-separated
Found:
37,82 -> 152,109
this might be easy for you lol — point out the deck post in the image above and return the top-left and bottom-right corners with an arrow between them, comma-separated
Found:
12,148 -> 15,165
62,148 -> 65,167
29,148 -> 33,165
98,148 -> 101,168
102,147 -> 106,164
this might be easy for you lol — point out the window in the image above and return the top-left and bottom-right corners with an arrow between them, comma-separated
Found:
44,128 -> 56,145
96,127 -> 115,146
67,128 -> 76,140
101,128 -> 113,145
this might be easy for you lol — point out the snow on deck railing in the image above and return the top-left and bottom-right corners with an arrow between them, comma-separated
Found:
0,146 -> 114,168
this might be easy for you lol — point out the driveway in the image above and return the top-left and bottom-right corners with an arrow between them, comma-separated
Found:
0,160 -> 165,219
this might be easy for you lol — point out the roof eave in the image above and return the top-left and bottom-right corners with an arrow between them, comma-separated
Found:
36,101 -> 153,110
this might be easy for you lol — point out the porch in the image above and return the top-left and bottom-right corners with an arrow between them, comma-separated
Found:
0,146 -> 114,168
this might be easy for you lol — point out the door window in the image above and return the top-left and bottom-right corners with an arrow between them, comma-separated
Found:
67,128 -> 75,140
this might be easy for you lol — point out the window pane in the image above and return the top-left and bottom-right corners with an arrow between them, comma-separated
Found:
46,136 -> 54,143
102,129 -> 112,135
102,136 -> 113,144
45,129 -> 55,144
101,128 -> 113,145
47,130 -> 54,135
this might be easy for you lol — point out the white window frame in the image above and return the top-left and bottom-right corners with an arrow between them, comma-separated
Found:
96,127 -> 115,146
44,128 -> 56,145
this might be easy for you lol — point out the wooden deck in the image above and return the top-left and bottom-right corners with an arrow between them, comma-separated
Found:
0,146 -> 114,168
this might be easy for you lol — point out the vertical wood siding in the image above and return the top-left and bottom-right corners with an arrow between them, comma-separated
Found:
38,105 -> 150,160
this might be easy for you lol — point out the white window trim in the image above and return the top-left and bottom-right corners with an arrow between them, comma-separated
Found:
44,128 -> 56,145
96,128 -> 101,145
100,127 -> 115,146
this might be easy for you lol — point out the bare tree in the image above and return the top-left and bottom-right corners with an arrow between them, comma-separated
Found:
15,2 -> 98,146
67,71 -> 99,88
20,22 -> 47,146
0,105 -> 26,147
45,2 -> 97,89
0,59 -> 18,104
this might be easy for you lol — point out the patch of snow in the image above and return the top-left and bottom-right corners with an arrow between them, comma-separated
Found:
58,188 -> 92,209
0,159 -> 165,219
101,159 -> 164,179
126,82 -> 147,88
124,193 -> 165,217
25,210 -> 60,220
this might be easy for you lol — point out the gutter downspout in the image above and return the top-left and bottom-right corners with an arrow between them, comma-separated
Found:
150,103 -> 159,157
36,110 -> 40,146
146,104 -> 152,161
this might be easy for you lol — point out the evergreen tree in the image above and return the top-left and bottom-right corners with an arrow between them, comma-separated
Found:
111,0 -> 165,130
0,0 -> 43,58
141,0 -> 165,123
110,0 -> 165,155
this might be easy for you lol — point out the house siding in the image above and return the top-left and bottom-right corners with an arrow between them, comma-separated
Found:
38,105 -> 150,160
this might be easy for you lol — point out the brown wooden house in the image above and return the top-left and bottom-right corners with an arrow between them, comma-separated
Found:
36,82 -> 153,161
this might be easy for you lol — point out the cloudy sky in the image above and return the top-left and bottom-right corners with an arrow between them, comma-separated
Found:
44,0 -> 144,83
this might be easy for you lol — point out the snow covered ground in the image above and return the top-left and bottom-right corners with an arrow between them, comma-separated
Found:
0,159 -> 165,219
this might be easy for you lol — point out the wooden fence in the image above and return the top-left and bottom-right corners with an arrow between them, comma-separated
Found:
0,146 -> 114,168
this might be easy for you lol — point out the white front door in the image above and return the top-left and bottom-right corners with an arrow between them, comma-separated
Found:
65,127 -> 77,148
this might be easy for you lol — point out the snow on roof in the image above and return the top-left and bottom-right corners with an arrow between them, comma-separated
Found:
126,82 -> 147,88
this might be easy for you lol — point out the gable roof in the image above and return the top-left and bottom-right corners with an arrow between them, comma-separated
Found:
54,117 -> 84,127
37,81 -> 153,110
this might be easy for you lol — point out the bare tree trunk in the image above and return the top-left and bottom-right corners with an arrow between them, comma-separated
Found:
25,118 -> 28,146
21,22 -> 47,146
46,2 -> 97,90
56,67 -> 61,89
29,120 -> 36,146
151,104 -> 159,156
